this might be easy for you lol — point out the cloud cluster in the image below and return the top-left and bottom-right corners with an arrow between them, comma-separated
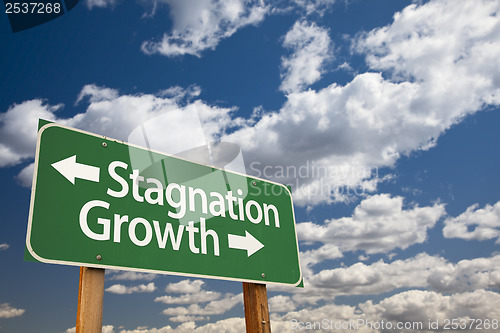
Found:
4,0 -> 500,207
297,194 -> 445,254
117,318 -> 245,333
443,201 -> 500,243
284,253 -> 500,307
156,280 -> 221,305
105,283 -> 157,295
0,100 -> 60,167
141,0 -> 268,57
0,303 -> 25,318
272,289 -> 500,333
225,0 -> 500,205
0,84 -> 238,186
75,288 -> 500,332
427,255 -> 500,293
107,271 -> 158,281
161,293 -> 242,323
292,0 -> 336,16
6,1 -> 500,332
280,20 -> 332,93
359,289 -> 500,332
155,280 -> 243,323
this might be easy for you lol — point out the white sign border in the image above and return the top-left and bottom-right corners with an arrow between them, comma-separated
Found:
26,121 -> 303,287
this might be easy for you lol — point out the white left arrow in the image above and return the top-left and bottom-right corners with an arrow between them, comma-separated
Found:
228,231 -> 264,257
51,155 -> 100,185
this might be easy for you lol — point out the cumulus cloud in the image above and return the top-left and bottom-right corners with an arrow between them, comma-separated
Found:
118,318 -> 245,333
443,201 -> 500,243
107,288 -> 500,332
0,243 -> 9,251
225,0 -> 500,205
267,289 -> 500,333
297,194 -> 445,255
306,253 -> 445,297
75,84 -> 119,104
280,21 -> 332,93
0,303 -> 25,318
155,288 -> 221,305
284,253 -> 500,306
162,293 -> 243,322
292,0 -> 336,16
360,289 -> 500,332
0,84 -> 239,187
164,279 -> 205,294
0,100 -> 59,167
105,282 -> 156,294
4,1 -> 500,208
153,279 -> 240,322
356,0 -> 500,99
427,255 -> 500,293
141,0 -> 269,57
268,295 -> 297,313
5,0 -> 500,207
155,291 -> 221,305
107,271 -> 158,281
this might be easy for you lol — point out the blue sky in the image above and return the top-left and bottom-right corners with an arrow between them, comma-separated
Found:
1,0 -> 500,332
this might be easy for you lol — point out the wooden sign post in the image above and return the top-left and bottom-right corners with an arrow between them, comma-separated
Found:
76,267 -> 105,333
243,282 -> 271,333
26,122 -> 301,333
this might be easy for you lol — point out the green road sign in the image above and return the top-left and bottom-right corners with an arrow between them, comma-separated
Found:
26,122 -> 302,286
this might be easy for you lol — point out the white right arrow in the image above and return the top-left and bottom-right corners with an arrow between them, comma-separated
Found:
228,231 -> 264,257
51,155 -> 100,185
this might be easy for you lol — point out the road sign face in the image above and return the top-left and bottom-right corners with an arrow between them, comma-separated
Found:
26,122 -> 302,286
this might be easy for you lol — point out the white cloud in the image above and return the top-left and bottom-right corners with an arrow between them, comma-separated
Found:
443,201 -> 500,242
360,289 -> 500,332
275,302 -> 370,333
0,243 -> 9,251
280,21 -> 332,93
85,0 -> 116,10
268,295 -> 296,313
0,303 -> 25,318
158,85 -> 201,103
75,84 -> 119,104
0,100 -> 59,167
4,1 -> 500,208
105,282 -> 156,294
292,0 -> 336,16
306,253 -> 445,297
427,255 -> 500,293
297,194 -> 445,254
119,318 -> 245,333
298,243 -> 343,281
285,253 -> 500,306
155,291 -> 221,305
162,293 -> 243,322
0,84 -> 239,186
267,289 -> 500,333
69,288 -> 500,332
165,279 -> 205,294
356,0 -> 500,99
141,0 -> 269,57
107,271 -> 158,281
15,163 -> 34,187
225,0 -> 500,205
155,279 -> 239,323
